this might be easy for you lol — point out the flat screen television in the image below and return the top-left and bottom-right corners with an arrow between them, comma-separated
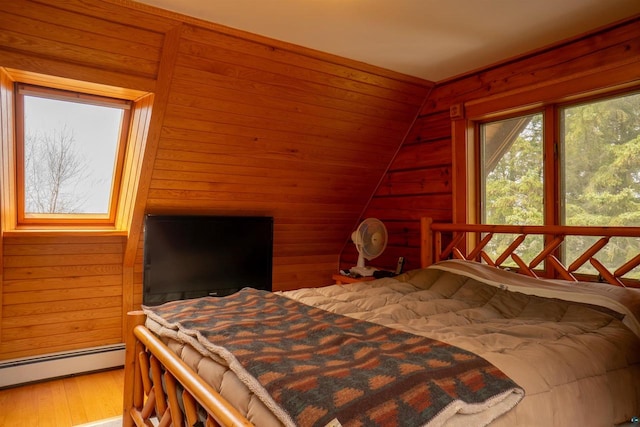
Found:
143,214 -> 273,305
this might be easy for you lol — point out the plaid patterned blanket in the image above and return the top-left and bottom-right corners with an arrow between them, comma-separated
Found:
144,288 -> 523,427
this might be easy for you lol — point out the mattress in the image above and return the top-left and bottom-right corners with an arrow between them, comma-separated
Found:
145,260 -> 640,426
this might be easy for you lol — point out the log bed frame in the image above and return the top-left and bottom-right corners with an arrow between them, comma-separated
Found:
420,217 -> 640,288
123,217 -> 640,426
123,311 -> 253,427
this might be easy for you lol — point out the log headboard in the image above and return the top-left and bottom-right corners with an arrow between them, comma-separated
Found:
420,217 -> 640,288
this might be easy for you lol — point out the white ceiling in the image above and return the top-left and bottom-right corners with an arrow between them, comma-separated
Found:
136,0 -> 640,82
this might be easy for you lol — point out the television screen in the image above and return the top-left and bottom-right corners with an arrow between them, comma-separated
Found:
143,215 -> 273,305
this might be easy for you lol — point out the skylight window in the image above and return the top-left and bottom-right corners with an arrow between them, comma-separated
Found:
16,84 -> 131,225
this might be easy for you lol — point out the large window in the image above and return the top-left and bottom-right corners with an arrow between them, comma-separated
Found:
479,90 -> 640,273
481,113 -> 544,226
560,93 -> 640,227
15,84 -> 131,225
480,113 -> 544,266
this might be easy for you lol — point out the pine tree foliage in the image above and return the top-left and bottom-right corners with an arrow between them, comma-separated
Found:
482,92 -> 640,276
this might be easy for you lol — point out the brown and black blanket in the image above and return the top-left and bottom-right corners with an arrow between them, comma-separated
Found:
144,287 -> 523,427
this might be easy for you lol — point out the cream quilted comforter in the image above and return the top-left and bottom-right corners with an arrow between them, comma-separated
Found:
147,260 -> 640,426
283,260 -> 640,426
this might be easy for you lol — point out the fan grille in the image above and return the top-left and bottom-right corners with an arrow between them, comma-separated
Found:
353,218 -> 387,260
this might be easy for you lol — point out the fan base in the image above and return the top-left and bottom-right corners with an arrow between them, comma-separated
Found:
350,265 -> 377,277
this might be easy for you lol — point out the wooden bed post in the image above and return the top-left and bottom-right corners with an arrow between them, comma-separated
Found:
420,217 -> 433,268
123,311 -> 146,427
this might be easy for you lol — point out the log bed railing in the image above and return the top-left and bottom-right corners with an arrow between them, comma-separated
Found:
420,217 -> 640,288
123,311 -> 254,427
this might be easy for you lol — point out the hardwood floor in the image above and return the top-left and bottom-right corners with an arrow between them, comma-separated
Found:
0,368 -> 124,426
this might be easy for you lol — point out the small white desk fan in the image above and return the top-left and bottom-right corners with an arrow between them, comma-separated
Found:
350,218 -> 388,276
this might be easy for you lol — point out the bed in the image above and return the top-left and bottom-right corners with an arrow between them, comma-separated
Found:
123,218 -> 640,426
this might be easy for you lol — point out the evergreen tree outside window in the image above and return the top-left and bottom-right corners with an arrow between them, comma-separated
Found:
480,113 -> 544,267
479,91 -> 640,276
560,92 -> 640,275
481,113 -> 544,226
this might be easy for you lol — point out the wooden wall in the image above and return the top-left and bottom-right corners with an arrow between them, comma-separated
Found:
0,0 -> 173,361
140,17 -> 431,294
1,235 -> 126,360
346,14 -> 640,272
0,0 -> 431,360
0,0 -> 636,362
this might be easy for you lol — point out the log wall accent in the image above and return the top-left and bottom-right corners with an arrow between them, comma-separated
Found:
0,0 -> 431,359
349,14 -> 640,273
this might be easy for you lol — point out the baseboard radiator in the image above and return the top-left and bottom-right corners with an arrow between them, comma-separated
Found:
0,344 -> 125,388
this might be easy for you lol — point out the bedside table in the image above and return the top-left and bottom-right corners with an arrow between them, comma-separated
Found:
332,273 -> 375,284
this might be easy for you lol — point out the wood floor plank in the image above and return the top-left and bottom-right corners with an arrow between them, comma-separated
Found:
62,374 -> 90,425
1,385 -> 39,425
0,369 -> 124,427
35,379 -> 73,427
71,370 -> 122,422
0,385 -> 11,426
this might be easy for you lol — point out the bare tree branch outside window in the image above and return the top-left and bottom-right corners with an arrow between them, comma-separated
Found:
24,125 -> 90,214
18,85 -> 128,222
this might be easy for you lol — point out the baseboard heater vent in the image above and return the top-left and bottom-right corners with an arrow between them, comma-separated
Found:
0,344 -> 125,388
